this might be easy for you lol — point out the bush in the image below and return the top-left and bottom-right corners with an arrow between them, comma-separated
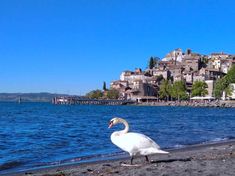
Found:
85,89 -> 103,99
106,89 -> 119,99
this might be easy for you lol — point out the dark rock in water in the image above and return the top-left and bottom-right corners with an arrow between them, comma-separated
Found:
0,161 -> 23,170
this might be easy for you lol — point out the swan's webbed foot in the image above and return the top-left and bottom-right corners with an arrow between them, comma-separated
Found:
121,155 -> 150,167
120,156 -> 136,166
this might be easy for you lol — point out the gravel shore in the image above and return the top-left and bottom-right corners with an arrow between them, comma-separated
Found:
137,100 -> 235,108
6,140 -> 235,176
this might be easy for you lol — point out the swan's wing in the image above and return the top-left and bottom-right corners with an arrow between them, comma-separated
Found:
127,132 -> 160,149
111,132 -> 160,154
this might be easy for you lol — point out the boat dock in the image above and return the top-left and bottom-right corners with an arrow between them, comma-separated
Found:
52,96 -> 134,105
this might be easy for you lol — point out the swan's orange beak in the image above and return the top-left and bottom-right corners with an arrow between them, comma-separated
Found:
108,121 -> 113,128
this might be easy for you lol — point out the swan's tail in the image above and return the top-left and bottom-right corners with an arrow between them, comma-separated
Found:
140,148 -> 169,155
156,149 -> 169,154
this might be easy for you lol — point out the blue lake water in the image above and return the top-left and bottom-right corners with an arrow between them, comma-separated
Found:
0,102 -> 235,174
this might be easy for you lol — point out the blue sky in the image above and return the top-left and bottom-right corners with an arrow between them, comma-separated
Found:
0,0 -> 234,95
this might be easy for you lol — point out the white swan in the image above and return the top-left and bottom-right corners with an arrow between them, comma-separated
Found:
109,117 -> 169,165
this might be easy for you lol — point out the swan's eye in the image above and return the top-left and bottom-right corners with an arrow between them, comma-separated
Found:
108,120 -> 114,128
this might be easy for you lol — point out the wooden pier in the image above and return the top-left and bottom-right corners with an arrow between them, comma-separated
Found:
52,96 -> 135,105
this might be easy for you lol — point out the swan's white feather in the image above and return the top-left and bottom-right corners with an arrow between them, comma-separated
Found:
111,132 -> 168,156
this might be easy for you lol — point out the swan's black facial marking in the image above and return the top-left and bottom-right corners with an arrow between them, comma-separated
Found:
108,120 -> 114,128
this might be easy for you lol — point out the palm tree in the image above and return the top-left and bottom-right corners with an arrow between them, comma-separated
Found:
191,81 -> 208,97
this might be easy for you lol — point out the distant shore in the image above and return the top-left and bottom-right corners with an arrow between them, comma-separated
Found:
1,98 -> 235,108
7,140 -> 235,176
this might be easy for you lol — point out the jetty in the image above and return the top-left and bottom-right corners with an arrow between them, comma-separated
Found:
52,96 -> 134,105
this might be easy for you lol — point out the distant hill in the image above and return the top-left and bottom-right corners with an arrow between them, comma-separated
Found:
0,92 -> 71,102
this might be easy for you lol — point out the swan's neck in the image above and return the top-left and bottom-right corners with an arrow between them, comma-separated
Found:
118,118 -> 129,134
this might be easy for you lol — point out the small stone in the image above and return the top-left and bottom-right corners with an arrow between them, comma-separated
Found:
87,168 -> 93,172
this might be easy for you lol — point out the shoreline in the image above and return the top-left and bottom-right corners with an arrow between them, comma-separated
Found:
136,100 -> 235,108
1,100 -> 235,108
5,139 -> 235,176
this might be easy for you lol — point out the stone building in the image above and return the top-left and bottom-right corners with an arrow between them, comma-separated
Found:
120,71 -> 147,83
205,68 -> 225,80
205,80 -> 215,97
126,80 -> 158,101
146,68 -> 170,80
182,55 -> 201,72
169,65 -> 183,82
209,52 -> 230,60
162,48 -> 184,62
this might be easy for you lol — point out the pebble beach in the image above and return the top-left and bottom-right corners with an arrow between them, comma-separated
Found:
7,140 -> 235,176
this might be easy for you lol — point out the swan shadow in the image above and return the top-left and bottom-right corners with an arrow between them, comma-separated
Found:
150,157 -> 192,164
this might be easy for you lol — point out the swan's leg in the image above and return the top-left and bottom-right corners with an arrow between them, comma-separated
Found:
121,155 -> 140,167
145,155 -> 149,163
130,156 -> 134,165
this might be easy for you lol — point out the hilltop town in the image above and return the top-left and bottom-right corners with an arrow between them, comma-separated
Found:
110,48 -> 235,103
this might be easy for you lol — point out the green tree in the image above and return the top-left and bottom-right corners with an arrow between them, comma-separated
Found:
106,89 -> 119,99
225,84 -> 234,97
86,89 -> 103,99
170,81 -> 188,100
155,74 -> 164,82
214,78 -> 227,98
226,65 -> 235,83
191,81 -> 208,97
149,57 -> 155,69
148,56 -> 160,69
103,81 -> 107,91
159,79 -> 171,100
214,65 -> 235,98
